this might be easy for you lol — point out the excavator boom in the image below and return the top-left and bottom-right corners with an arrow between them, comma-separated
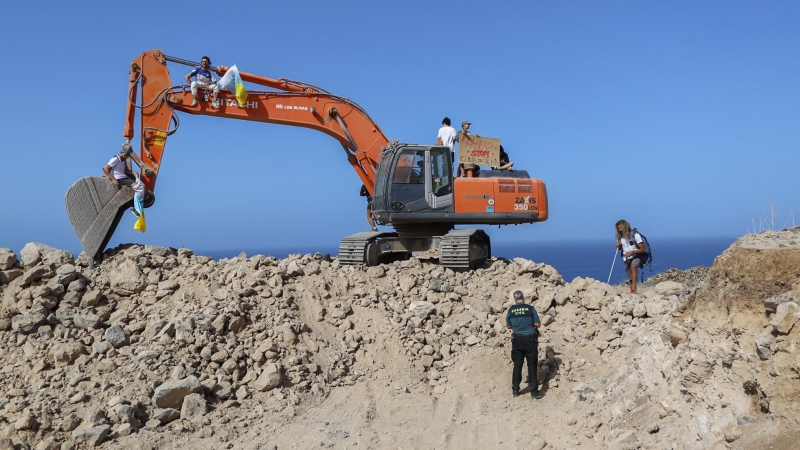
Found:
124,50 -> 389,194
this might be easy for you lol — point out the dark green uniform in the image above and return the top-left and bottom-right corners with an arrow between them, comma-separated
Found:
506,303 -> 541,396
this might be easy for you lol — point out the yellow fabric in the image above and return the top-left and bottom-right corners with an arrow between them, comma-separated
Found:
219,64 -> 249,107
134,212 -> 147,232
235,81 -> 248,107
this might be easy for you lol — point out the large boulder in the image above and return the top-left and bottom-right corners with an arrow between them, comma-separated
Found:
409,301 -> 435,319
254,363 -> 282,391
645,300 -> 670,317
152,408 -> 180,424
51,342 -> 87,366
80,290 -> 102,307
764,292 -> 794,313
21,265 -> 54,286
580,286 -> 607,310
286,260 -> 303,277
0,308 -> 18,331
180,393 -> 207,423
143,245 -> 176,258
0,249 -> 17,270
151,376 -> 202,408
41,249 -> 74,267
19,242 -> 59,268
0,268 -> 23,286
655,281 -> 684,296
54,264 -> 77,285
11,313 -> 45,334
535,289 -> 556,311
55,307 -> 77,327
105,325 -> 129,348
398,276 -> 416,292
770,301 -> 800,334
142,318 -> 169,341
73,308 -> 101,329
366,266 -> 385,279
109,259 -> 147,295
71,424 -> 111,447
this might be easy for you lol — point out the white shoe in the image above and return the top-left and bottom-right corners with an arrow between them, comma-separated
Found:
191,97 -> 198,107
211,99 -> 219,108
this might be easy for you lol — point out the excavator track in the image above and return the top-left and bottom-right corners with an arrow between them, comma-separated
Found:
65,177 -> 135,267
338,231 -> 398,266
439,229 -> 491,271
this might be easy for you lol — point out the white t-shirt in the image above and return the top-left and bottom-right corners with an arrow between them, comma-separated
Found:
620,233 -> 643,261
437,125 -> 457,151
107,156 -> 128,180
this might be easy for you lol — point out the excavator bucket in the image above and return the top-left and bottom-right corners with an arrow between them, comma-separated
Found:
65,176 -> 134,267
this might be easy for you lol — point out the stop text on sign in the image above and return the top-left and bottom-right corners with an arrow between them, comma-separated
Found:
458,135 -> 501,167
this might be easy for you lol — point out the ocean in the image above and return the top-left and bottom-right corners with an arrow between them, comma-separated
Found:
201,235 -> 737,285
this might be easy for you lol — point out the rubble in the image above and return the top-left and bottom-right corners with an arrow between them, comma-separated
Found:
0,229 -> 796,448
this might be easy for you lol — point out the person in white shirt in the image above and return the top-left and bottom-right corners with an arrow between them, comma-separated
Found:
103,147 -> 142,217
436,117 -> 457,159
615,219 -> 646,294
103,148 -> 137,189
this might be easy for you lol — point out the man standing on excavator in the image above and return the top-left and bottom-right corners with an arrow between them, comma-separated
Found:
185,56 -> 220,108
454,120 -> 480,177
436,117 -> 457,160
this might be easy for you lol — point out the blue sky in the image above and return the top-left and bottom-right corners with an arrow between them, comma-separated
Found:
1,1 -> 798,257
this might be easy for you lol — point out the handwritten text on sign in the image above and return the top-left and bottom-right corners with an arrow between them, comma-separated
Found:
458,135 -> 500,167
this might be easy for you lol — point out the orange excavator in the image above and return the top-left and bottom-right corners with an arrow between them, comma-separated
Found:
65,50 -> 548,269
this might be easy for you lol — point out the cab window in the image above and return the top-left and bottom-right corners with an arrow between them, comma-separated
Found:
430,149 -> 452,197
392,150 -> 425,184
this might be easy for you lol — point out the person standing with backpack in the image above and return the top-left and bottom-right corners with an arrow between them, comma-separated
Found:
615,219 -> 647,294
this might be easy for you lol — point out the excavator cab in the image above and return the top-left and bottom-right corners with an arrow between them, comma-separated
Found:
372,142 -> 546,228
339,142 -> 548,270
376,145 -> 454,216
340,143 -> 494,269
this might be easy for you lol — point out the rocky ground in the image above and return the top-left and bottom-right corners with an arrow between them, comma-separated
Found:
641,267 -> 709,290
0,227 -> 799,449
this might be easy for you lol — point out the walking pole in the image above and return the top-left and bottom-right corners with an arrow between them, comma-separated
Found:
607,248 -> 618,285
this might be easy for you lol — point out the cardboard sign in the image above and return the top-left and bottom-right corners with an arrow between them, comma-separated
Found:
457,135 -> 500,167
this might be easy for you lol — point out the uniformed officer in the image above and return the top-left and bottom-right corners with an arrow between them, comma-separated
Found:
505,290 -> 543,399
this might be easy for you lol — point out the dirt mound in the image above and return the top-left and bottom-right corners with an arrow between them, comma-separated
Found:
0,233 -> 798,449
691,227 -> 800,313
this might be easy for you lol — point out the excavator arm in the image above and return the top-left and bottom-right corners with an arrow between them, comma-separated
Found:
66,49 -> 390,265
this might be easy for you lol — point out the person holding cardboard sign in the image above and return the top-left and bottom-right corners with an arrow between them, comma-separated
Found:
454,120 -> 480,177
